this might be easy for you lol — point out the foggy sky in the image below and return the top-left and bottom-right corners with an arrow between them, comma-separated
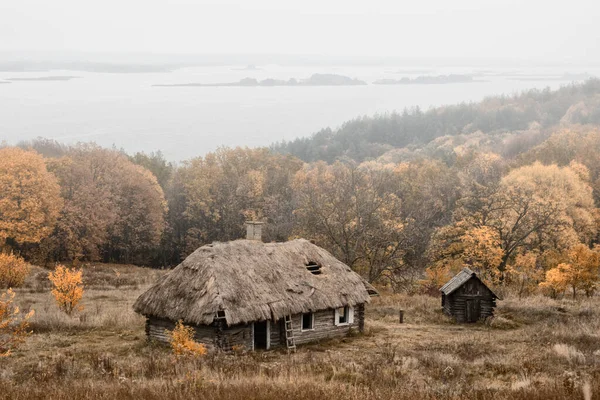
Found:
1,0 -> 599,63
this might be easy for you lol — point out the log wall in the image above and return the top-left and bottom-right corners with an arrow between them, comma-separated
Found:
443,277 -> 497,322
146,303 -> 364,351
269,307 -> 360,348
146,317 -> 252,351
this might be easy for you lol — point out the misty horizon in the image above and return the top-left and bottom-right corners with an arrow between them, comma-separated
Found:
1,51 -> 599,68
1,1 -> 599,63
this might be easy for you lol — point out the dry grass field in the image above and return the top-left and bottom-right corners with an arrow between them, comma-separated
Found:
1,264 -> 599,399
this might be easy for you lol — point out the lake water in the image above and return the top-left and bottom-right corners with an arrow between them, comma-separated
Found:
0,65 -> 597,161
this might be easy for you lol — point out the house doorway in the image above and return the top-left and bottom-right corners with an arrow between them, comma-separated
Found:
465,299 -> 480,322
253,321 -> 270,350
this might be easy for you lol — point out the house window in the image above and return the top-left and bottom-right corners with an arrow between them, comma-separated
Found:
301,313 -> 314,330
335,306 -> 354,326
338,306 -> 348,324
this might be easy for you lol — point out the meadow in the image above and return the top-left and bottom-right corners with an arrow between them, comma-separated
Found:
1,263 -> 599,400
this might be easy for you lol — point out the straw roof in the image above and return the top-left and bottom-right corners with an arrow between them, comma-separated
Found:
134,239 -> 377,326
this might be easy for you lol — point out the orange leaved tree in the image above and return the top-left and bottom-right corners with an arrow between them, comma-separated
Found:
0,147 -> 62,248
47,265 -> 84,316
420,264 -> 452,295
539,244 -> 600,298
0,288 -> 34,357
505,252 -> 544,298
168,320 -> 207,357
0,253 -> 29,288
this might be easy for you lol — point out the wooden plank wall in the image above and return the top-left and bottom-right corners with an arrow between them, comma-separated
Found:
279,308 -> 357,347
146,317 -> 252,351
445,278 -> 496,322
146,318 -> 216,348
270,319 -> 282,347
147,304 -> 365,351
220,323 -> 253,351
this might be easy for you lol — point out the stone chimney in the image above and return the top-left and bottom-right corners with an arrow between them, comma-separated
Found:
245,221 -> 264,241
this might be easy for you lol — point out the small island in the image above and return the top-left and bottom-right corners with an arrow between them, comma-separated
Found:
374,74 -> 475,85
7,76 -> 81,82
390,68 -> 433,74
154,73 -> 367,87
232,64 -> 262,71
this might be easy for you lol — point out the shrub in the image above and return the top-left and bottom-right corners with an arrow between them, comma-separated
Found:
48,265 -> 84,316
0,253 -> 29,288
168,320 -> 207,357
0,288 -> 34,356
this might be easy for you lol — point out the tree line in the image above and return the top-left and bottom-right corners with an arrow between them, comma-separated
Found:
272,79 -> 600,163
3,83 -> 600,298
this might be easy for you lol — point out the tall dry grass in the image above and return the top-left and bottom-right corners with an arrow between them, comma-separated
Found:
0,264 -> 598,399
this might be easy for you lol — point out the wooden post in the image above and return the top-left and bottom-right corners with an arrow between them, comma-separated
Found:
399,310 -> 404,324
357,304 -> 365,333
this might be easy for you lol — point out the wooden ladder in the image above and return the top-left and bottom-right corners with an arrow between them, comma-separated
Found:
284,315 -> 296,353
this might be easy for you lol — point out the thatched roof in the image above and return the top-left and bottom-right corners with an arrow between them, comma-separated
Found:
134,239 -> 377,326
440,267 -> 500,299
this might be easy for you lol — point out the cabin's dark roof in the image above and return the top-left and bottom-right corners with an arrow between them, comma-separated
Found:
440,267 -> 500,299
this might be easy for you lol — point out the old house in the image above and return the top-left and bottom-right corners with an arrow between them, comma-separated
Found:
133,226 -> 377,351
440,267 -> 499,323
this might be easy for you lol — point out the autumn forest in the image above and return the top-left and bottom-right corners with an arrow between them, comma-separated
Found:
1,80 -> 600,300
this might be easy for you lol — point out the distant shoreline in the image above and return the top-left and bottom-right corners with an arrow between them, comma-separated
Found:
7,76 -> 81,81
374,74 -> 476,85
154,73 -> 367,87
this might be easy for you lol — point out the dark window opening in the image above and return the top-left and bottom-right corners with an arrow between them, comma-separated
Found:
337,306 -> 349,324
306,261 -> 322,275
302,313 -> 314,330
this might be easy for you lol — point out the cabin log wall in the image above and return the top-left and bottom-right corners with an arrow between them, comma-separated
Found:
442,277 -> 497,322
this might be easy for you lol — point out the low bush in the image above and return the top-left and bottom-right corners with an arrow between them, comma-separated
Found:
0,253 -> 29,288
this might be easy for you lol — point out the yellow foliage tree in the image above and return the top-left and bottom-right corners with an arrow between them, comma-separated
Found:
427,224 -> 503,285
493,162 -> 597,270
505,252 -> 543,298
539,244 -> 600,298
0,147 -> 62,247
168,320 -> 208,357
48,265 -> 84,316
0,253 -> 29,288
0,288 -> 34,357
177,147 -> 302,253
539,264 -> 570,298
460,226 -> 503,283
450,160 -> 597,278
420,264 -> 452,295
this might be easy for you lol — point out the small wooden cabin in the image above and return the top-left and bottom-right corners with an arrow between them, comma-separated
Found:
440,267 -> 499,323
134,238 -> 377,351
